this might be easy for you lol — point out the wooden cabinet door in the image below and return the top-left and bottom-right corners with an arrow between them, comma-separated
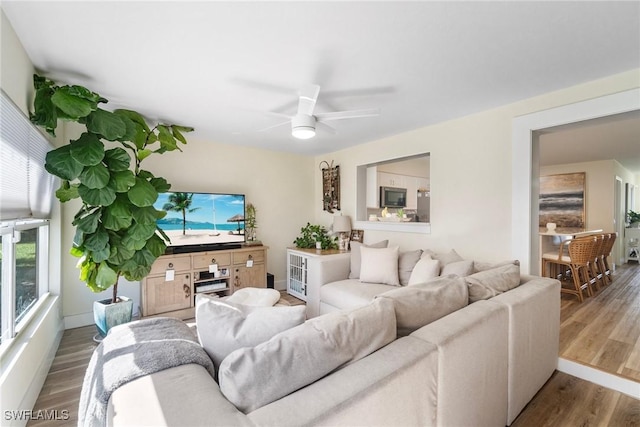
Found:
144,272 -> 192,315
233,263 -> 266,291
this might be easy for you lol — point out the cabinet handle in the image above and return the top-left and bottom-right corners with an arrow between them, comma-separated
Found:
248,255 -> 253,261
211,258 -> 216,264
183,284 -> 190,298
168,262 -> 174,269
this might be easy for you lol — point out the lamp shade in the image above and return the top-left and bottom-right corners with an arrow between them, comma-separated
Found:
333,215 -> 351,233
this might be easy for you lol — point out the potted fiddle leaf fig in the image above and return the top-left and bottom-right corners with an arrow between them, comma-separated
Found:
30,74 -> 193,337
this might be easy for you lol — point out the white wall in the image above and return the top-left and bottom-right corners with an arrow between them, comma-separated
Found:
314,70 -> 640,265
0,10 -> 64,425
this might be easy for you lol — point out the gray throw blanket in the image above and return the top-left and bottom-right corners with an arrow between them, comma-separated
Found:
78,317 -> 215,427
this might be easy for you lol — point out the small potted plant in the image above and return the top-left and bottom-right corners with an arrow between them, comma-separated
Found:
30,75 -> 192,338
293,223 -> 338,250
628,210 -> 640,228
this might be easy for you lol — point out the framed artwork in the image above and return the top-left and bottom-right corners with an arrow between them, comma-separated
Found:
539,172 -> 586,228
350,229 -> 364,243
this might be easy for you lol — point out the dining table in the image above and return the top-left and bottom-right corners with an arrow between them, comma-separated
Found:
538,227 -> 603,275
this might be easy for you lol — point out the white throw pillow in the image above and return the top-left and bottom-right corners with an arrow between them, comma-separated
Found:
408,255 -> 440,285
218,298 -> 396,413
348,240 -> 389,279
195,294 -> 306,373
430,249 -> 464,266
359,246 -> 400,286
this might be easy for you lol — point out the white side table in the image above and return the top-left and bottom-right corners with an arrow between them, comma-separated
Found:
625,228 -> 640,263
286,247 -> 349,303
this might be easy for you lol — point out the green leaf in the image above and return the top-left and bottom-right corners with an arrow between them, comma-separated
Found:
69,246 -> 84,258
79,259 -> 96,283
114,109 -> 151,133
86,108 -> 127,141
30,86 -> 58,135
78,184 -> 117,206
55,181 -> 80,202
83,227 -> 109,251
51,87 -> 94,119
128,177 -> 158,207
157,125 -> 178,152
112,110 -> 138,142
45,145 -> 84,180
131,206 -> 164,224
95,262 -> 118,290
69,133 -> 105,166
108,242 -> 135,265
91,245 -> 111,263
128,222 -> 157,241
102,208 -> 133,231
79,163 -> 110,189
137,148 -> 152,162
73,210 -> 101,234
110,170 -> 136,192
149,177 -> 171,193
132,123 -> 148,150
73,228 -> 85,247
145,234 -> 167,257
103,148 -> 131,171
137,170 -> 154,180
122,263 -> 152,282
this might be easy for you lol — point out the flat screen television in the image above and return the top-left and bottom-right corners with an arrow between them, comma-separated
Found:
154,192 -> 246,253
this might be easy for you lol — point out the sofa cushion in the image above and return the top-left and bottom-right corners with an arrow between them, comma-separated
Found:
428,248 -> 464,266
195,295 -> 306,372
466,263 -> 521,303
224,287 -> 281,306
348,240 -> 389,279
472,259 -> 520,273
440,259 -> 474,277
320,279 -> 395,311
218,298 -> 397,413
376,275 -> 468,336
408,255 -> 440,285
360,246 -> 400,286
398,249 -> 423,285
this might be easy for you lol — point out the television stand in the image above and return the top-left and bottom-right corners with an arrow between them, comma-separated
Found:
141,245 -> 268,319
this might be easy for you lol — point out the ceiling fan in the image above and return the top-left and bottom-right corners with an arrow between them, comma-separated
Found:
260,84 -> 380,140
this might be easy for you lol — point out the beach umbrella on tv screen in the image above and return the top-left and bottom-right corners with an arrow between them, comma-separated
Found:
227,214 -> 245,234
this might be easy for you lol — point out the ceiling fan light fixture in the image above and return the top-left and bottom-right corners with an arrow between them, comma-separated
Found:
292,114 -> 316,139
292,126 -> 316,139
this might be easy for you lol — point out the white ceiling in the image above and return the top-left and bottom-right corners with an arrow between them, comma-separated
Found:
2,1 -> 639,164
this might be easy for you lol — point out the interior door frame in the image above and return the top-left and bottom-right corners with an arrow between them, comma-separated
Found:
511,88 -> 640,274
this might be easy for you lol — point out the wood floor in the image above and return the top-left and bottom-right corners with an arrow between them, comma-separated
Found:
29,286 -> 639,427
559,262 -> 640,382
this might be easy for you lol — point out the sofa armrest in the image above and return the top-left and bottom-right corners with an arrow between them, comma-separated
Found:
486,277 -> 560,425
410,301 -> 509,427
107,364 -> 255,427
305,253 -> 351,318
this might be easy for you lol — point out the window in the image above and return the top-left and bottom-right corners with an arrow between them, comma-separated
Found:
0,90 -> 54,346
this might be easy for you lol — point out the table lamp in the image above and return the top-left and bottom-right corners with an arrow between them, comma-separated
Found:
333,215 -> 352,251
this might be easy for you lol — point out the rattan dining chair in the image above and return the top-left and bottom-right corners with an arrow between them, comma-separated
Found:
541,236 -> 597,302
601,232 -> 618,285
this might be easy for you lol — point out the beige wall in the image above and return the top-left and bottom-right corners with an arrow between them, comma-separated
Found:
314,69 -> 640,263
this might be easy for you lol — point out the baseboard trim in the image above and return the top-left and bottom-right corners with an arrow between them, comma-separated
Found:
557,358 -> 640,398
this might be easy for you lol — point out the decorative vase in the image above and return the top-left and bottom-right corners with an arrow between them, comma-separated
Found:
93,296 -> 133,338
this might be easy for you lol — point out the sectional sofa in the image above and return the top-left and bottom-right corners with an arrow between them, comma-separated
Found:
98,246 -> 560,427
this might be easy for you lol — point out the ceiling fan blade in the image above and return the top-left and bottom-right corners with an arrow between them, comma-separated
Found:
258,120 -> 290,132
317,121 -> 337,135
316,108 -> 380,122
297,84 -> 321,116
264,111 -> 292,120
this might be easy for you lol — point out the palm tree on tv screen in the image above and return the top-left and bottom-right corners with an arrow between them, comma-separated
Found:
162,192 -> 200,235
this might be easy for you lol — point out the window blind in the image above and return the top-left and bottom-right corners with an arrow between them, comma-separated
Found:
0,89 -> 55,220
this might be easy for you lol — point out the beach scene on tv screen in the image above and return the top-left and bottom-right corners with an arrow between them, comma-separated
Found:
155,192 -> 245,247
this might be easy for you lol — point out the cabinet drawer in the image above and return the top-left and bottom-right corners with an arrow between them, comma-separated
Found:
149,255 -> 191,275
234,250 -> 265,265
193,252 -> 231,269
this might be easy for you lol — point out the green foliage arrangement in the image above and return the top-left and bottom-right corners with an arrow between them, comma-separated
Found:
293,223 -> 338,250
30,75 -> 193,302
628,210 -> 640,226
